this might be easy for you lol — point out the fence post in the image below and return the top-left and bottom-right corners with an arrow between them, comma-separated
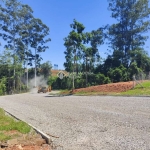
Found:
133,75 -> 136,88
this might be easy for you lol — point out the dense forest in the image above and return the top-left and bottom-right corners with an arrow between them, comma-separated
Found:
0,0 -> 150,94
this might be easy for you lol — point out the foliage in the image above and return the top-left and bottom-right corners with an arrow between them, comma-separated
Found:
128,62 -> 143,79
51,73 -> 111,90
64,19 -> 105,73
95,73 -> 111,84
0,77 -> 6,95
108,65 -> 129,82
64,19 -> 85,73
64,19 -> 106,89
0,108 -> 31,136
130,48 -> 150,72
0,0 -> 50,93
108,0 -> 150,67
39,61 -> 52,79
47,76 -> 57,86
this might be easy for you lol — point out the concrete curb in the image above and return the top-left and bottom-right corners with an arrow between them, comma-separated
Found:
4,110 -> 52,144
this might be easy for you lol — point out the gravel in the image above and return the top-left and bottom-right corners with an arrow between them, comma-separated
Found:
0,93 -> 150,150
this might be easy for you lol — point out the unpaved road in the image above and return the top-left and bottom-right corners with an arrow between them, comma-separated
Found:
0,93 -> 150,150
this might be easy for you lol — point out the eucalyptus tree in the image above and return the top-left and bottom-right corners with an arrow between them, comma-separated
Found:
64,19 -> 85,73
64,19 -> 106,88
29,18 -> 50,87
81,28 -> 106,86
0,0 -> 28,91
83,28 -> 106,70
19,4 -> 34,88
64,19 -> 85,89
108,0 -> 150,67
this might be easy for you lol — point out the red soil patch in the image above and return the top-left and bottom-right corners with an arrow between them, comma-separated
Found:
73,81 -> 135,93
5,145 -> 52,150
0,130 -> 52,150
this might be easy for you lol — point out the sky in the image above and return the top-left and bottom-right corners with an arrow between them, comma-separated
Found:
12,1 -> 150,69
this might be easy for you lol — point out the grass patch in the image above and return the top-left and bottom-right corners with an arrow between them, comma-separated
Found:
119,81 -> 150,96
59,89 -> 73,95
74,91 -> 114,96
135,80 -> 150,88
0,108 -> 31,141
0,132 -> 11,141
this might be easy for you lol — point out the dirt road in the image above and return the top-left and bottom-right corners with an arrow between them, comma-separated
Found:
0,93 -> 150,150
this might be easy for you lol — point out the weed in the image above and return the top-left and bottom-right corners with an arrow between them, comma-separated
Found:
0,108 -> 31,141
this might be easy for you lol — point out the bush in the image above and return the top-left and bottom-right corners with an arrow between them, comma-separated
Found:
95,73 -> 111,85
108,65 -> 129,82
0,77 -> 6,95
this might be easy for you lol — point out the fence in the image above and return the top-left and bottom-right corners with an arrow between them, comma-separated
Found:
133,72 -> 150,88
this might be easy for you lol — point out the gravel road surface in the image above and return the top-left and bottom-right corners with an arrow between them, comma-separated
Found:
0,92 -> 150,150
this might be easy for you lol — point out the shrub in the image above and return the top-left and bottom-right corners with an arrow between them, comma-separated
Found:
0,77 -> 6,95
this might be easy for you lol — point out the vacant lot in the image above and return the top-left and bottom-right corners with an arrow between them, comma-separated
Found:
0,93 -> 150,150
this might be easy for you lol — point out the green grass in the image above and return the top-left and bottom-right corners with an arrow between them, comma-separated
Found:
0,108 -> 31,141
58,89 -> 73,95
0,132 -> 11,141
120,81 -> 150,96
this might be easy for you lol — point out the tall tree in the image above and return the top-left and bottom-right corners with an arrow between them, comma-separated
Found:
29,18 -> 50,87
64,19 -> 85,73
108,0 -> 150,67
0,0 -> 35,91
64,19 -> 106,88
82,28 -> 106,71
64,19 -> 85,89
19,4 -> 34,88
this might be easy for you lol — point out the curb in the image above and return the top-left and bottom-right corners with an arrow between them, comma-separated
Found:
5,110 -> 52,144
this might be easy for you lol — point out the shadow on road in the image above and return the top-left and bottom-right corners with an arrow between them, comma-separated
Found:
44,94 -> 73,97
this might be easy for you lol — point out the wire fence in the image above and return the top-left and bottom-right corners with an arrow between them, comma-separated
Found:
133,72 -> 150,88
134,72 -> 150,80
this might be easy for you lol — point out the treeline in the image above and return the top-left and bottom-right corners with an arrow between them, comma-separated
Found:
1,0 -> 150,93
0,0 -> 50,95
56,0 -> 150,90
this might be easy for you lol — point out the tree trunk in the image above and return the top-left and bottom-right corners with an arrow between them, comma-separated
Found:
34,48 -> 37,87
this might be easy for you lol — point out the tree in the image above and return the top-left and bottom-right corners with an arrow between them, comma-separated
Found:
64,19 -> 85,72
29,18 -> 50,87
0,77 -> 6,95
39,61 -> 52,79
0,0 -> 24,90
64,19 -> 106,88
130,48 -> 150,72
0,0 -> 51,92
0,50 -> 18,93
19,4 -> 34,88
64,19 -> 85,89
108,0 -> 150,67
0,0 -> 35,91
108,65 -> 128,82
128,62 -> 142,79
